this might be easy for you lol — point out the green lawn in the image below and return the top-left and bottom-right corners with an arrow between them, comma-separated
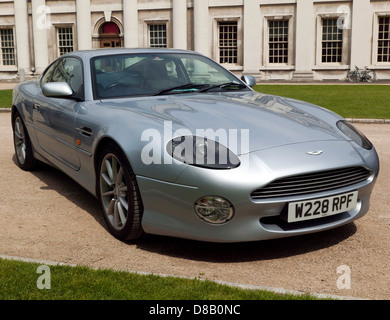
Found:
0,258 -> 320,300
0,89 -> 12,108
254,85 -> 390,119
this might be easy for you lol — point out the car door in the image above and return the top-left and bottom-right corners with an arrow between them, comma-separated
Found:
32,57 -> 84,171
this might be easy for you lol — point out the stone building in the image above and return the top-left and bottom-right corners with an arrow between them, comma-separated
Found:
0,0 -> 389,81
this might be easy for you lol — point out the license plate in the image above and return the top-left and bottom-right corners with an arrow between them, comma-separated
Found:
287,191 -> 358,223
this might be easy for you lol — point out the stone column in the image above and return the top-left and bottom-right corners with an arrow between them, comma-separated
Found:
172,0 -> 187,49
293,0 -> 315,80
14,0 -> 31,75
76,0 -> 92,50
350,0 -> 371,68
123,0 -> 138,48
193,0 -> 209,56
31,0 -> 49,74
243,0 -> 261,76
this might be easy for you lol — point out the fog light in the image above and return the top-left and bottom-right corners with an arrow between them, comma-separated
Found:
194,196 -> 234,224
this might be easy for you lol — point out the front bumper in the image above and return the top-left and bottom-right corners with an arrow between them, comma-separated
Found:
137,141 -> 379,243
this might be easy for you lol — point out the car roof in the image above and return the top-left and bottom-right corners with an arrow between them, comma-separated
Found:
64,48 -> 198,59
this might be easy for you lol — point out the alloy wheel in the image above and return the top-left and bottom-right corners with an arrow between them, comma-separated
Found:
14,117 -> 27,165
99,153 -> 129,231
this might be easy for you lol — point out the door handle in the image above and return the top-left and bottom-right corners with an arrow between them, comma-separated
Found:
77,126 -> 93,137
33,103 -> 40,112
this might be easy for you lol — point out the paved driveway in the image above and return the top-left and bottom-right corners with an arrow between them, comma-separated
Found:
0,112 -> 389,299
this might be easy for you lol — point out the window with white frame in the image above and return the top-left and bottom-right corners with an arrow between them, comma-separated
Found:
57,27 -> 74,56
378,16 -> 390,63
268,20 -> 289,64
148,24 -> 167,48
321,18 -> 343,63
218,21 -> 238,64
0,28 -> 16,66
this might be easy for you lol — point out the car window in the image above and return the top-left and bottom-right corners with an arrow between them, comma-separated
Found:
93,55 -> 186,99
40,60 -> 60,86
91,53 -> 243,99
50,57 -> 84,95
180,58 -> 228,84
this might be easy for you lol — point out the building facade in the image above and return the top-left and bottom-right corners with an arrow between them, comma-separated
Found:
0,0 -> 390,81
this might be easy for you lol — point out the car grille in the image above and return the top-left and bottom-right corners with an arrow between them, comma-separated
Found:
251,166 -> 371,200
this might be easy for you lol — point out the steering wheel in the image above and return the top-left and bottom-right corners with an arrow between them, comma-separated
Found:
99,83 -> 133,98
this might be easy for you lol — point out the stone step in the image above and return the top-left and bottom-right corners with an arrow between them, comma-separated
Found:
291,72 -> 315,81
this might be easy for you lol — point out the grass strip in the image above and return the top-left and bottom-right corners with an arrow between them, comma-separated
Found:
0,89 -> 12,108
0,258 -> 320,300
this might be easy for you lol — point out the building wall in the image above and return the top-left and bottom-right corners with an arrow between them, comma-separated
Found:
0,0 -> 390,81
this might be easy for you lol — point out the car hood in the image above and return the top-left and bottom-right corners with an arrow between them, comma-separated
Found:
99,91 -> 344,154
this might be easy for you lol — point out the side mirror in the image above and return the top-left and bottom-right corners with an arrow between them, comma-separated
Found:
42,82 -> 73,98
241,75 -> 256,88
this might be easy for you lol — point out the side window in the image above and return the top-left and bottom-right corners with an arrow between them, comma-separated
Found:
40,60 -> 59,86
50,57 -> 84,94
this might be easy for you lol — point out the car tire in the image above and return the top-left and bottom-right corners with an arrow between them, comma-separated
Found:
12,111 -> 37,171
97,142 -> 144,241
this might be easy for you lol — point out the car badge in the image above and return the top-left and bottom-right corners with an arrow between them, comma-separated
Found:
307,150 -> 323,156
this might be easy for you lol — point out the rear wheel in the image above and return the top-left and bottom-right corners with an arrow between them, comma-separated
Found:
365,70 -> 377,83
12,112 -> 37,171
97,143 -> 144,241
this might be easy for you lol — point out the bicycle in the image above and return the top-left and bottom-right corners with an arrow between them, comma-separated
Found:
346,66 -> 377,83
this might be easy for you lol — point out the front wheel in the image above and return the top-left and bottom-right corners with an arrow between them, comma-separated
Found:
346,71 -> 359,83
97,143 -> 144,241
12,112 -> 37,171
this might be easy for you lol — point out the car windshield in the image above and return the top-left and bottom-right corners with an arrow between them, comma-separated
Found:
91,53 -> 248,99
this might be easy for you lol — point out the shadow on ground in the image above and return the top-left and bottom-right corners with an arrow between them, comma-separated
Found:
136,224 -> 356,263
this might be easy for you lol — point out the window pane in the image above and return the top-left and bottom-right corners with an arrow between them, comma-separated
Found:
378,17 -> 390,63
268,20 -> 289,64
321,19 -> 343,64
218,22 -> 238,64
149,24 -> 167,48
0,29 -> 15,65
57,27 -> 74,56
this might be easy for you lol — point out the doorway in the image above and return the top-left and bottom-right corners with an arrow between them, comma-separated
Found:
99,21 -> 122,48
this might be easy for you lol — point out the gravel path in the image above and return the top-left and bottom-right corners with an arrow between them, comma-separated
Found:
0,112 -> 389,300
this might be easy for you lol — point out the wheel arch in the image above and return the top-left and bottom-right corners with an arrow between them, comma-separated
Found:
93,136 -> 137,196
11,105 -> 20,127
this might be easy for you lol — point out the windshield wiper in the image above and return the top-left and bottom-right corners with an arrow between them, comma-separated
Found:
153,81 -> 247,96
198,82 -> 247,93
154,83 -> 206,96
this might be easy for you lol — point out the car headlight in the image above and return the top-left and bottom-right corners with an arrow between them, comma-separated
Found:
337,120 -> 373,150
166,136 -> 240,169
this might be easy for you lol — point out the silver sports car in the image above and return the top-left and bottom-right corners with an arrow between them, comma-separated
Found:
12,48 -> 379,243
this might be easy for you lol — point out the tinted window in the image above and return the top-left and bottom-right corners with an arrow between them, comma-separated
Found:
40,60 -> 60,86
92,53 -> 241,99
41,57 -> 84,97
